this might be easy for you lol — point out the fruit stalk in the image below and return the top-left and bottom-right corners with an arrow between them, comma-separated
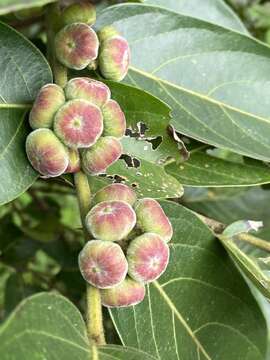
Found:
74,171 -> 106,345
46,4 -> 105,347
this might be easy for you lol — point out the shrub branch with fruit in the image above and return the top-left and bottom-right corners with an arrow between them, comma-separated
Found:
25,1 -> 172,347
1,1 -> 270,359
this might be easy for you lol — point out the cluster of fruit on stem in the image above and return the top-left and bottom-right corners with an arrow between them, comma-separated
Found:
80,183 -> 172,307
24,1 -> 173,309
26,77 -> 125,177
55,1 -> 130,81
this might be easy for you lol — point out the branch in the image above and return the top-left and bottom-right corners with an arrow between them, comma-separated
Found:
197,213 -> 270,252
46,4 -> 105,347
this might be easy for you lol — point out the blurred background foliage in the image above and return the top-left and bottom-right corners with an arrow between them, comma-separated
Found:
1,0 -> 270,344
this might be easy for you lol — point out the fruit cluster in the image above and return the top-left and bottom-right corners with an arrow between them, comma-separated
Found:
55,2 -> 130,81
79,183 -> 172,307
24,1 -> 173,309
26,77 -> 126,177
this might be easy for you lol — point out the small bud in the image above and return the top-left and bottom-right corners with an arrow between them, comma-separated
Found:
65,148 -> 80,173
127,233 -> 169,283
29,84 -> 65,129
101,277 -> 145,308
79,240 -> 128,289
65,77 -> 110,108
82,136 -> 122,175
135,198 -> 173,242
99,34 -> 130,82
62,2 -> 96,26
102,100 -> 126,138
54,99 -> 103,149
87,59 -> 98,71
98,26 -> 119,42
85,200 -> 136,241
93,183 -> 137,206
25,129 -> 69,177
55,23 -> 99,70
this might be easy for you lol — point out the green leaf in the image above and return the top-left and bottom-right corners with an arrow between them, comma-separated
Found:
110,201 -> 267,360
107,81 -> 183,162
98,345 -> 157,359
107,158 -> 183,198
0,292 -> 156,360
97,4 -> 270,162
0,22 -> 52,205
166,152 -> 270,187
144,0 -> 247,33
87,82 -> 184,199
0,0 -> 56,15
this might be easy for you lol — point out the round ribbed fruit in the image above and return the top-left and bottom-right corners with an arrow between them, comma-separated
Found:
79,240 -> 128,289
85,200 -> 136,241
54,99 -> 103,149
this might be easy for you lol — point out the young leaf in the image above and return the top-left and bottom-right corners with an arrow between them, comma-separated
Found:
0,22 -> 52,205
144,0 -> 247,33
166,152 -> 270,187
0,0 -> 56,15
109,202 -> 267,359
0,292 -> 156,360
218,231 -> 270,299
97,4 -> 270,162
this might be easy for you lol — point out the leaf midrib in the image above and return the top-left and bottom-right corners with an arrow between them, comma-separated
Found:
153,280 -> 212,360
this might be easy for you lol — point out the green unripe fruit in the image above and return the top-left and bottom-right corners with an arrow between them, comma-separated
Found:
25,129 -> 69,178
102,100 -> 126,138
135,198 -> 173,242
65,77 -> 111,108
29,84 -> 65,129
127,233 -> 170,283
100,277 -> 145,308
93,183 -> 137,206
85,200 -> 136,241
82,136 -> 122,175
55,23 -> 99,70
79,240 -> 128,289
65,148 -> 80,174
62,2 -> 96,26
98,28 -> 130,81
54,99 -> 103,149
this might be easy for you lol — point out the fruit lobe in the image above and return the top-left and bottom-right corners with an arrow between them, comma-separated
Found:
85,200 -> 136,241
99,35 -> 130,81
102,99 -> 126,138
55,23 -> 99,70
25,129 -> 69,178
127,233 -> 170,283
65,77 -> 110,108
82,136 -> 122,175
54,99 -> 103,149
93,183 -> 137,206
135,198 -> 173,242
62,2 -> 96,26
29,84 -> 65,129
79,240 -> 128,289
101,277 -> 145,308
